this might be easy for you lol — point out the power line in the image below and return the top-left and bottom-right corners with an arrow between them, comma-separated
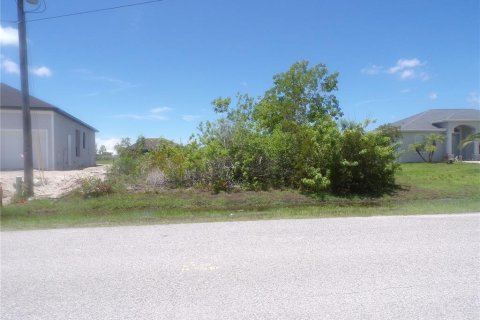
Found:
2,0 -> 164,23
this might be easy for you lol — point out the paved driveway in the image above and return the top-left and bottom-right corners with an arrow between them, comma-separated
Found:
2,213 -> 479,319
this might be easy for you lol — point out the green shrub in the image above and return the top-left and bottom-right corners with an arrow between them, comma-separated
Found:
146,143 -> 189,187
301,168 -> 331,193
330,121 -> 399,194
111,156 -> 139,176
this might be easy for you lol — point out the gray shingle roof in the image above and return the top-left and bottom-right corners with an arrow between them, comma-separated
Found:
391,109 -> 480,132
0,83 -> 98,132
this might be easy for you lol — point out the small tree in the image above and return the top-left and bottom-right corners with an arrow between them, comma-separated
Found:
376,124 -> 402,144
98,145 -> 107,155
409,133 -> 445,162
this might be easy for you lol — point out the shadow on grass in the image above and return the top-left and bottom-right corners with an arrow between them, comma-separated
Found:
312,183 -> 405,200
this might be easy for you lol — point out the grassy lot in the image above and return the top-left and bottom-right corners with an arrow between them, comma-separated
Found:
96,158 -> 114,165
1,163 -> 479,230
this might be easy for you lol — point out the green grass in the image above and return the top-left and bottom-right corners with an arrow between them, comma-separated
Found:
395,162 -> 480,199
96,159 -> 114,165
2,163 -> 479,230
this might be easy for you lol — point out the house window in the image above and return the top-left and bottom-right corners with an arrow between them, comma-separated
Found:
83,132 -> 86,149
75,130 -> 81,157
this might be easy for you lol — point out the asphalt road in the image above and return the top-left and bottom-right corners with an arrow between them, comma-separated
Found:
1,213 -> 479,320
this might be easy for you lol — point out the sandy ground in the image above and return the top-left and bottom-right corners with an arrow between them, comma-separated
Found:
0,165 -> 108,205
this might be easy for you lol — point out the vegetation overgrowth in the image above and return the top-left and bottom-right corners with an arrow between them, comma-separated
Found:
107,61 -> 399,196
2,163 -> 479,230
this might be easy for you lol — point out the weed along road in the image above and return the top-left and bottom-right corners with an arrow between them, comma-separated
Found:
2,214 -> 479,320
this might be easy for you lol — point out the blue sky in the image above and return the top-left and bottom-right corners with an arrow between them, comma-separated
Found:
1,0 -> 479,151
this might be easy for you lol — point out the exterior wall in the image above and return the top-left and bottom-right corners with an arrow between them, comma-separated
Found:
53,112 -> 96,170
0,109 -> 96,170
0,109 -> 54,170
398,131 -> 446,163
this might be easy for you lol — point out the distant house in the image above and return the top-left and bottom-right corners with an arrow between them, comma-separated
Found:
392,109 -> 480,162
130,137 -> 177,153
0,83 -> 98,170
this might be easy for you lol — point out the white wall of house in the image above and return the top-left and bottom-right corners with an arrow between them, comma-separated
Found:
0,109 -> 96,170
398,131 -> 447,163
0,109 -> 53,170
53,112 -> 96,170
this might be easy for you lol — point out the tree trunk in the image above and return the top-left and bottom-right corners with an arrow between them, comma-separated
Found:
415,148 -> 427,162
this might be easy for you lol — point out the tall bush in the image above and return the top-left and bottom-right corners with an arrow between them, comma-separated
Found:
331,121 -> 398,194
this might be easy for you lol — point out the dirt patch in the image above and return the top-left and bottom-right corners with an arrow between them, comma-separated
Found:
1,165 -> 109,205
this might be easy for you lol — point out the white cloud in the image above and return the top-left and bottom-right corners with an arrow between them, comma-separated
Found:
1,57 -> 19,74
148,114 -> 168,120
388,58 -> 428,81
428,92 -> 438,100
95,137 -> 121,154
362,58 -> 429,81
388,58 -> 422,74
400,69 -> 415,79
150,107 -> 172,114
0,25 -> 18,46
361,64 -> 383,75
30,66 -> 52,77
181,114 -> 201,122
1,56 -> 52,77
400,88 -> 411,93
114,107 -> 172,121
467,92 -> 480,106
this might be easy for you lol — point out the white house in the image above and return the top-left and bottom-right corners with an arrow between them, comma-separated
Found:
0,83 -> 98,170
392,109 -> 480,162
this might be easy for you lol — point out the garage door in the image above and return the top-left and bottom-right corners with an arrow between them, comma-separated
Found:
0,130 -> 48,170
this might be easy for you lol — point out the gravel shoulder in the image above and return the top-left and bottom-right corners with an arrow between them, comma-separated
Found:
0,165 -> 108,204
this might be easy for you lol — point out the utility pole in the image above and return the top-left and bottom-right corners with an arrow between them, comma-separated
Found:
17,0 -> 34,197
